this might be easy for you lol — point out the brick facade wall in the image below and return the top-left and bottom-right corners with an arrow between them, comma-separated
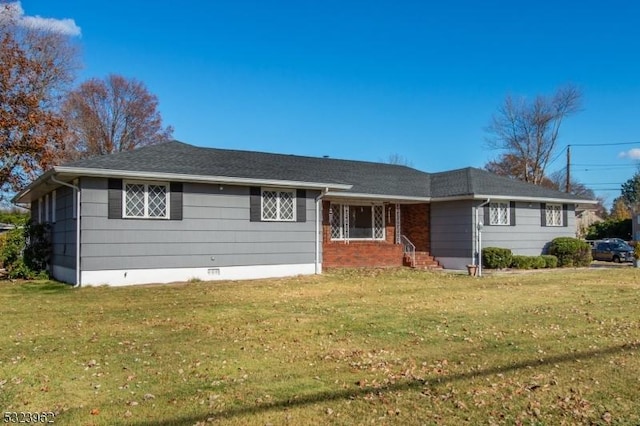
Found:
401,204 -> 430,252
322,201 -> 430,268
323,241 -> 404,268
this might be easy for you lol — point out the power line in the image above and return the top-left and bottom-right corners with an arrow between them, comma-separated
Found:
582,182 -> 624,185
572,163 -> 638,167
569,141 -> 640,147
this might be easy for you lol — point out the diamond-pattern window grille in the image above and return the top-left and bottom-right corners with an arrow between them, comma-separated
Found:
261,189 -> 295,221
262,191 -> 279,220
330,204 -> 384,240
489,202 -> 509,225
330,204 -> 343,239
125,182 -> 168,218
148,185 -> 167,217
125,183 -> 146,217
373,205 -> 384,239
279,191 -> 294,220
546,204 -> 562,226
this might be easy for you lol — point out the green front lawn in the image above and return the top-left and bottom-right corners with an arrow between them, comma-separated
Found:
1,268 -> 639,425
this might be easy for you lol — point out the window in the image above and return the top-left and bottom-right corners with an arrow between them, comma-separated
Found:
330,203 -> 385,240
489,202 -> 509,225
262,189 -> 295,221
123,181 -> 169,219
545,203 -> 563,226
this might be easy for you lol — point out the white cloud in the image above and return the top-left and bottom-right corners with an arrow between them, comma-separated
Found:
0,2 -> 81,36
618,148 -> 640,160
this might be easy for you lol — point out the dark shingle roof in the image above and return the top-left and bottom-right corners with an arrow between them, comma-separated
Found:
61,141 -> 432,198
430,167 -> 590,201
57,140 -> 592,202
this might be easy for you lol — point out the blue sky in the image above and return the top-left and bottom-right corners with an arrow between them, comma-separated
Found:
16,1 -> 640,206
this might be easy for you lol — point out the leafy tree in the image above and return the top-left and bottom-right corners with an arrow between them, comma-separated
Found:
0,207 -> 29,225
0,4 -> 78,200
585,218 -> 632,241
610,197 -> 632,220
485,85 -> 582,185
60,74 -> 173,161
619,171 -> 640,208
0,221 -> 51,278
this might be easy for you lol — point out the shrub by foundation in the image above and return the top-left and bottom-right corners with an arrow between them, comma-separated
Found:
548,237 -> 592,267
482,247 -> 513,269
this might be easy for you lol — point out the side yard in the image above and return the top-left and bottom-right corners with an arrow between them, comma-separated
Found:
1,268 -> 639,425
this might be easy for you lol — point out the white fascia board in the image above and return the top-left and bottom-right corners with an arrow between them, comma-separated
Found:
51,167 -> 353,191
324,191 -> 431,202
430,194 -> 598,204
12,169 -> 57,204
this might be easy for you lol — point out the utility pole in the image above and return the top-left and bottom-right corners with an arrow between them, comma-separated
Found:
566,145 -> 571,193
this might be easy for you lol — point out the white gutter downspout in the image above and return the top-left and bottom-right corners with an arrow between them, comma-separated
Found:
475,198 -> 491,277
50,176 -> 81,287
315,188 -> 328,274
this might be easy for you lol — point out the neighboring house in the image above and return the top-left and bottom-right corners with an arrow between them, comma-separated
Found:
575,207 -> 604,238
13,141 -> 596,286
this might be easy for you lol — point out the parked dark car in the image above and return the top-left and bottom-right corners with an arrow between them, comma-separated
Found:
591,241 -> 635,263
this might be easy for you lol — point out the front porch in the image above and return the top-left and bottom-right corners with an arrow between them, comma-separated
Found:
321,201 -> 441,270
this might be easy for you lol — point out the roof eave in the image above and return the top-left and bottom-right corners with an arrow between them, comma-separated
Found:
430,194 -> 598,204
325,191 -> 431,202
43,166 -> 353,192
11,169 -> 57,204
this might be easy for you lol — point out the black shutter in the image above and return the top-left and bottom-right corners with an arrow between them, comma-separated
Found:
108,179 -> 123,219
169,182 -> 183,220
249,187 -> 261,222
296,189 -> 306,222
540,203 -> 547,226
483,203 -> 490,226
510,201 -> 516,226
562,204 -> 568,227
32,199 -> 39,224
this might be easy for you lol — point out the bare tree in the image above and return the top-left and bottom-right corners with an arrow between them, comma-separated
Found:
0,3 -> 79,200
485,85 -> 582,185
61,74 -> 173,160
386,153 -> 413,167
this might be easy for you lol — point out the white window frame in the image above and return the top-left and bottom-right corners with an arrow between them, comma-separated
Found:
545,203 -> 563,227
261,188 -> 296,222
123,180 -> 170,219
330,203 -> 385,241
489,202 -> 510,225
72,179 -> 78,219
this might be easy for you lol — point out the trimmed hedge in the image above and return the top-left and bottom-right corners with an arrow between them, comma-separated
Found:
510,255 -> 532,269
482,247 -> 513,269
510,255 -> 547,270
548,237 -> 592,267
541,254 -> 559,268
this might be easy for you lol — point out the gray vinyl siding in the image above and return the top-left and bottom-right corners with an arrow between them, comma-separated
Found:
49,186 -> 76,272
481,202 -> 576,255
430,200 -> 474,258
79,177 -> 319,271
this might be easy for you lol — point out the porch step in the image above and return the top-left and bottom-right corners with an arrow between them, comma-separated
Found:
403,251 -> 443,270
